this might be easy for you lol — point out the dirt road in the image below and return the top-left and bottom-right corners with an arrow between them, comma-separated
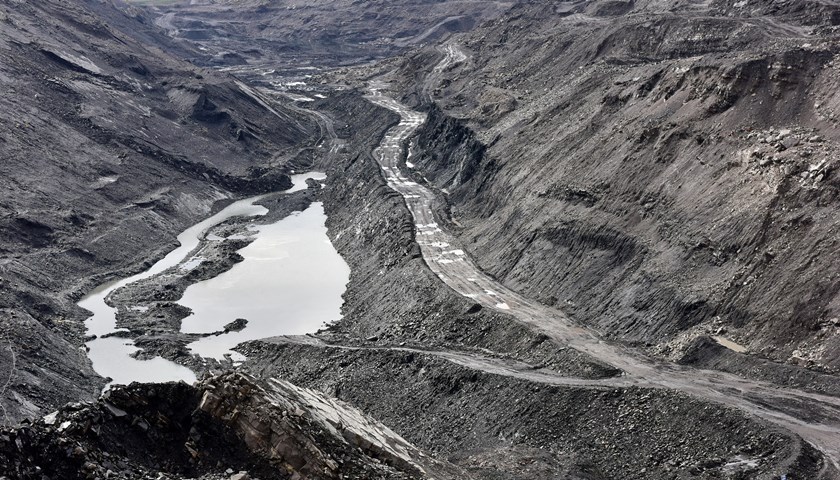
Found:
420,44 -> 467,102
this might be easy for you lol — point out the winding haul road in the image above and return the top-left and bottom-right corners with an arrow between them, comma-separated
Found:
421,44 -> 467,102
360,46 -> 840,477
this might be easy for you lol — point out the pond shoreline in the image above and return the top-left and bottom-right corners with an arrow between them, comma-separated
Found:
78,173 -> 342,387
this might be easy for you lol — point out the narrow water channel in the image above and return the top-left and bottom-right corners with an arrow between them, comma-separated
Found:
79,172 -> 344,387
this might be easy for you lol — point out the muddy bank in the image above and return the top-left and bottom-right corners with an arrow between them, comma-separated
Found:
92,183 -> 328,379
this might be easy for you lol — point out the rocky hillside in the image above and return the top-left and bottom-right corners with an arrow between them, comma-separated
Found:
238,90 -> 833,480
121,0 -> 514,69
2,0 -> 839,477
0,372 -> 459,479
400,0 -> 840,381
0,0 -> 316,423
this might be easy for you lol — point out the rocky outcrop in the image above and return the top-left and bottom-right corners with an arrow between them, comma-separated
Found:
400,0 -> 840,381
409,104 -> 488,198
0,373 -> 453,479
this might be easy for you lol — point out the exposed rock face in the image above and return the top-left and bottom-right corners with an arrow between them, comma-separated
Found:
398,0 -> 840,378
0,0 -> 317,423
0,373 -> 455,479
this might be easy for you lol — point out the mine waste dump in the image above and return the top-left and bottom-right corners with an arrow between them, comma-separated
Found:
0,0 -> 839,479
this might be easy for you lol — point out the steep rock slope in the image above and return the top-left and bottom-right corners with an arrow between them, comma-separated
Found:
401,0 -> 840,377
0,0 -> 316,423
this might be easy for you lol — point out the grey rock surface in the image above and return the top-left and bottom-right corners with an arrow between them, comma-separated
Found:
0,0 -> 316,422
397,0 -> 840,381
